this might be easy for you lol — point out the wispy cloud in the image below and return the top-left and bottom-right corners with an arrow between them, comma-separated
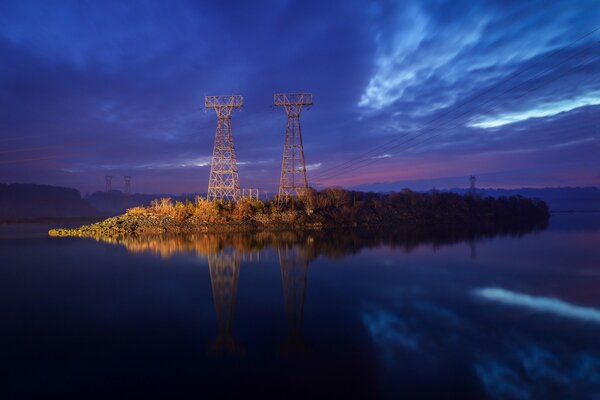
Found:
306,162 -> 322,171
469,91 -> 600,128
372,154 -> 392,159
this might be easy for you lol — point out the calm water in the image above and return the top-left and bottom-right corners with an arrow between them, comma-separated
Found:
1,215 -> 600,399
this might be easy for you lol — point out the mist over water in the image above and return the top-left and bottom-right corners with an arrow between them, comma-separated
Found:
1,213 -> 599,399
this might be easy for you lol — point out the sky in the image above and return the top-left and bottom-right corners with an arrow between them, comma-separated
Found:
0,0 -> 598,195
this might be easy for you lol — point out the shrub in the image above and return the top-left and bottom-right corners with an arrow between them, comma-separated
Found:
232,198 -> 255,221
171,201 -> 190,221
193,196 -> 221,222
126,206 -> 147,216
150,197 -> 173,215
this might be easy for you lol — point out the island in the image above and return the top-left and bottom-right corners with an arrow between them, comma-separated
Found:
48,188 -> 550,237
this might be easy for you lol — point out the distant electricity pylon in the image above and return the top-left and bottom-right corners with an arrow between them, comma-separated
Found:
274,93 -> 312,200
105,175 -> 113,192
124,176 -> 131,196
205,95 -> 243,201
470,175 -> 476,192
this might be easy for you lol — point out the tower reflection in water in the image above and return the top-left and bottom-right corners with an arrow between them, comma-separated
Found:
92,225 -> 540,357
205,237 -> 312,356
98,232 -> 316,356
207,249 -> 243,355
278,241 -> 310,355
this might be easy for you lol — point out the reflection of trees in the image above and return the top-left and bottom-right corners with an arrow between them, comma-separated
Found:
90,217 -> 548,261
278,240 -> 313,355
470,239 -> 477,260
207,249 -> 243,356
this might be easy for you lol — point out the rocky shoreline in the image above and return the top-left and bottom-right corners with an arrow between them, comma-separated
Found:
48,210 -> 325,237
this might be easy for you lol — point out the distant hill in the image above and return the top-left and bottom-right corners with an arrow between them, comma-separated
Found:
0,183 -> 204,220
445,187 -> 600,212
0,183 -> 98,219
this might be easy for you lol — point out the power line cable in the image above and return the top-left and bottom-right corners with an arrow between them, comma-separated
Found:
313,51 -> 598,184
312,27 -> 600,181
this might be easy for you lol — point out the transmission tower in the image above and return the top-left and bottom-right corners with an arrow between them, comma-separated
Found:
470,175 -> 476,193
205,95 -> 243,202
105,175 -> 112,192
207,250 -> 243,355
274,93 -> 312,200
124,176 -> 131,196
278,242 -> 310,354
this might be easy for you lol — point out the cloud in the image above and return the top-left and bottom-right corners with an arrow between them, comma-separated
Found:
0,0 -> 598,192
372,154 -> 392,159
305,162 -> 322,171
469,91 -> 600,128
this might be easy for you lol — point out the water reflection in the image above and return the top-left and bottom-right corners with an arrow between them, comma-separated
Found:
5,215 -> 600,398
206,237 -> 314,356
207,249 -> 243,355
278,241 -> 311,354
89,224 -> 549,360
474,287 -> 600,323
90,217 -> 548,261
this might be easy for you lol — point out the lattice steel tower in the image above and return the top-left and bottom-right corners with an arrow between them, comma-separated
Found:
205,95 -> 243,201
105,175 -> 112,192
274,93 -> 312,199
124,176 -> 131,196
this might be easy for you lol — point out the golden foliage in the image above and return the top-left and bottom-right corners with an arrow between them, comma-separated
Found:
126,206 -> 147,215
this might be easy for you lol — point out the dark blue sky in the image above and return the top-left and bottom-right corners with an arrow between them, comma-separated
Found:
0,0 -> 598,194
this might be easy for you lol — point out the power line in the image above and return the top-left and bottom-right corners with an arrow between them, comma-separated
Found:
0,155 -> 62,164
312,26 -> 599,181
314,44 -> 597,181
315,114 -> 599,187
0,146 -> 60,154
313,51 -> 598,184
314,123 -> 599,187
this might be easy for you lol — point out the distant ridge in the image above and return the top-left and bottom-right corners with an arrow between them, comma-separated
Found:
0,183 -> 98,219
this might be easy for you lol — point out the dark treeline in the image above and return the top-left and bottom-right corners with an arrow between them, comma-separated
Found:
279,187 -> 550,227
49,188 -> 549,237
0,183 -> 97,220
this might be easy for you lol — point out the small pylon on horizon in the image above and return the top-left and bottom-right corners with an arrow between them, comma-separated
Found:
124,176 -> 131,196
105,175 -> 113,192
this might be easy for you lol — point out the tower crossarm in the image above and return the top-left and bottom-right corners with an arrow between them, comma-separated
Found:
274,93 -> 313,107
274,93 -> 313,117
205,95 -> 243,119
